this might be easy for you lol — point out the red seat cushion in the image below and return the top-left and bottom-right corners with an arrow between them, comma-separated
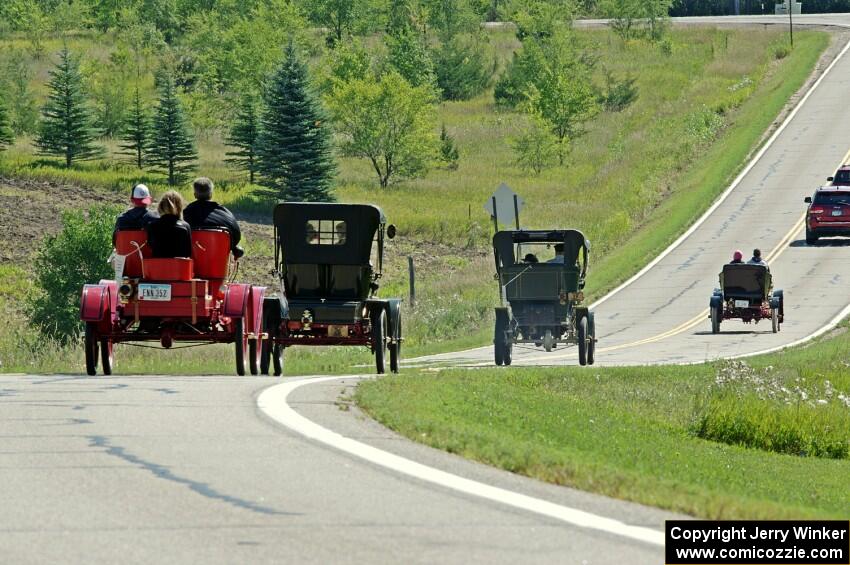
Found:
192,230 -> 231,280
114,230 -> 151,278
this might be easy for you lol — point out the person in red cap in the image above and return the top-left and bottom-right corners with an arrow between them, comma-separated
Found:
113,183 -> 159,242
729,249 -> 744,264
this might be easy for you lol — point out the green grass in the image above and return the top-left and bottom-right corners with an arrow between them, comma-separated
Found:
357,324 -> 850,519
0,27 -> 830,372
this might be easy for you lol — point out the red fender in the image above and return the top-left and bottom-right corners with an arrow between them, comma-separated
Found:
80,283 -> 112,323
248,286 -> 266,336
98,280 -> 119,323
223,283 -> 250,318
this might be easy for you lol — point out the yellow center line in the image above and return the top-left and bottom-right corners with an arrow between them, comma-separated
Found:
519,143 -> 850,364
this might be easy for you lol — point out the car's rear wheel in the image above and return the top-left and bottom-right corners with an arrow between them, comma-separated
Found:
710,305 -> 720,334
100,338 -> 113,375
234,318 -> 247,376
248,338 -> 260,375
586,312 -> 596,366
805,227 -> 819,245
771,307 -> 780,333
372,309 -> 387,374
494,310 -> 507,366
503,340 -> 512,366
577,315 -> 588,366
84,322 -> 98,376
543,329 -> 554,352
272,344 -> 284,376
389,314 -> 402,374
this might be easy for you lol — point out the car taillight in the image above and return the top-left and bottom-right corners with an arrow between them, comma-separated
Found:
810,208 -> 824,214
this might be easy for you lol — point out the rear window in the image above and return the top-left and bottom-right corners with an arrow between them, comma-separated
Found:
813,192 -> 850,205
306,220 -> 346,245
834,170 -> 850,184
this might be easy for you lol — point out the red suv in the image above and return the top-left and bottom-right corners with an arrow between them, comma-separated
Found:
804,186 -> 850,244
827,165 -> 850,186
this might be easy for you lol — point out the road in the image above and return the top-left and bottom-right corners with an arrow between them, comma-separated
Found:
4,14 -> 850,565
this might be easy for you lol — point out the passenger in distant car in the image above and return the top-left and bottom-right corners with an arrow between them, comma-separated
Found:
729,250 -> 744,264
523,253 -> 539,263
547,243 -> 565,264
747,248 -> 768,269
146,191 -> 193,258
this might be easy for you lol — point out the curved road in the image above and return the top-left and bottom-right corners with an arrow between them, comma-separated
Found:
4,15 -> 850,565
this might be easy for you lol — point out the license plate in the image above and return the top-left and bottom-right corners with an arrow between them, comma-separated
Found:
734,299 -> 749,308
832,209 -> 843,216
138,284 -> 171,301
327,324 -> 348,337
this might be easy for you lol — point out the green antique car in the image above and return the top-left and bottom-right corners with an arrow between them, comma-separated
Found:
492,229 -> 596,366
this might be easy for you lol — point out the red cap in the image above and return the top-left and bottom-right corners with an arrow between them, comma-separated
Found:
733,250 -> 743,261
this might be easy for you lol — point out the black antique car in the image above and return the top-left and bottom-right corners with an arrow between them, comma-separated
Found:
492,229 -> 596,366
260,203 -> 402,374
709,264 -> 783,333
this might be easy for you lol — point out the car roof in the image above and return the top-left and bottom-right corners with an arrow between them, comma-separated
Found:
837,164 -> 850,171
814,185 -> 850,192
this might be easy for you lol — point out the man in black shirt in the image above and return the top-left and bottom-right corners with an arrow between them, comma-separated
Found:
183,177 -> 244,258
113,184 -> 158,242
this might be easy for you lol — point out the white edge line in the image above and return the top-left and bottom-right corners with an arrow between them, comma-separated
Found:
257,376 -> 665,547
589,33 -> 850,311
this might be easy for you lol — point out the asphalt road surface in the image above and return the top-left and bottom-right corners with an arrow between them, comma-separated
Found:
4,14 -> 850,565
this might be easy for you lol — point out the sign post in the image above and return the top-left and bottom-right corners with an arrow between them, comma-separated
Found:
484,183 -> 525,232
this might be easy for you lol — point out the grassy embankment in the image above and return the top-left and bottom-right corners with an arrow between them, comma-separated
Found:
0,28 -> 829,373
357,326 -> 850,519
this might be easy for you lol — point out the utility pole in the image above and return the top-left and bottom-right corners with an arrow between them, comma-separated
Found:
789,0 -> 794,47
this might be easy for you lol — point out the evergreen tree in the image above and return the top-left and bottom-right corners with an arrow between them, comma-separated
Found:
148,76 -> 197,185
119,87 -> 151,169
257,42 -> 336,202
35,47 -> 102,167
225,96 -> 260,184
0,98 -> 13,152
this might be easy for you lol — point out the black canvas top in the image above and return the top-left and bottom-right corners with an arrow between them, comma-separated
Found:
273,202 -> 385,265
721,263 -> 770,297
493,229 -> 589,269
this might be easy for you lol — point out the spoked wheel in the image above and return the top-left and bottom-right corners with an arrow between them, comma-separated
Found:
771,307 -> 780,333
84,322 -> 99,376
577,315 -> 588,366
543,329 -> 554,353
248,338 -> 261,375
100,338 -> 114,375
389,314 -> 402,374
710,306 -> 721,334
372,309 -> 387,374
234,318 -> 248,376
272,344 -> 284,376
494,309 -> 509,366
586,312 -> 596,366
261,339 -> 284,376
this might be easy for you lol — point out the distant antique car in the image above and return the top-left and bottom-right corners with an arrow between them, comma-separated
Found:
260,203 -> 402,375
709,263 -> 783,333
492,229 -> 596,366
826,164 -> 850,186
80,229 -> 265,375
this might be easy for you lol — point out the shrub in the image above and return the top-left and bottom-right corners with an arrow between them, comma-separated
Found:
771,41 -> 792,60
685,105 -> 724,143
439,124 -> 460,170
27,206 -> 120,343
434,33 -> 495,101
598,69 -> 638,112
513,112 -> 559,174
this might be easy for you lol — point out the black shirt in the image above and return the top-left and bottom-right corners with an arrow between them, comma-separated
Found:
146,215 -> 193,258
113,206 -> 159,242
183,200 -> 241,251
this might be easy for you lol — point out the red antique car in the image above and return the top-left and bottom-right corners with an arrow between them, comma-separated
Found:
79,229 -> 265,375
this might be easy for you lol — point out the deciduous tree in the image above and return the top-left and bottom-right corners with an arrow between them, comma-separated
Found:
329,70 -> 438,187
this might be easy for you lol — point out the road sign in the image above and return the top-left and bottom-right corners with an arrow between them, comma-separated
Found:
484,183 -> 524,229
